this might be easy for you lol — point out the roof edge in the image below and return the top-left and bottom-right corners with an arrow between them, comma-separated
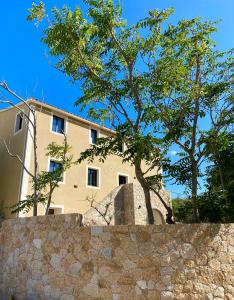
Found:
0,98 -> 115,134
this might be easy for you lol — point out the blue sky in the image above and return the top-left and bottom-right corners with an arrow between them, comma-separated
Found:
0,1 -> 233,198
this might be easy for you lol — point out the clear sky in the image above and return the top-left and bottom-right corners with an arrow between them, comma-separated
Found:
1,1 -> 233,198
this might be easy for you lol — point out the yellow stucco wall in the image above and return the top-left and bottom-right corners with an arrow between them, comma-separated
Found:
0,106 -> 27,218
0,100 -> 161,218
26,106 -> 142,216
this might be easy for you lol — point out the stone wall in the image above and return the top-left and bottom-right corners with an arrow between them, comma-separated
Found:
0,214 -> 233,300
83,185 -> 124,226
133,185 -> 170,225
83,184 -> 171,226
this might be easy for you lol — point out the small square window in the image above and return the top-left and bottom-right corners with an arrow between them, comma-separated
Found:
48,207 -> 62,215
15,113 -> 23,133
48,208 -> 55,215
88,168 -> 99,187
90,128 -> 98,144
118,175 -> 128,185
52,115 -> 65,134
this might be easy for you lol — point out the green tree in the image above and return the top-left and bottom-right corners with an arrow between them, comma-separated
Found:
148,18 -> 233,222
201,133 -> 234,222
27,0 -> 176,224
11,135 -> 73,215
172,198 -> 193,223
27,1 -> 233,224
173,135 -> 234,223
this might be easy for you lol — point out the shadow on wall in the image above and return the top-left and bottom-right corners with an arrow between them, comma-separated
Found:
146,209 -> 165,225
114,186 -> 125,225
83,183 -> 170,226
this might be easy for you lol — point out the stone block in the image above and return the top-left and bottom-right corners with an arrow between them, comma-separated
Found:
113,293 -> 121,300
61,295 -> 74,300
161,291 -> 173,300
136,280 -> 147,290
91,226 -> 103,236
26,293 -> 39,300
100,247 -> 112,259
68,261 -> 81,277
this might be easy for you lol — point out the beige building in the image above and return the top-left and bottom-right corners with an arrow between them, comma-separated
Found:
0,99 -> 169,222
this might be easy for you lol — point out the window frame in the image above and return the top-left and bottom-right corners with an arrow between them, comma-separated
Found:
14,112 -> 24,135
45,204 -> 64,215
86,166 -> 101,189
117,172 -> 129,186
89,127 -> 99,145
48,158 -> 66,184
50,113 -> 67,135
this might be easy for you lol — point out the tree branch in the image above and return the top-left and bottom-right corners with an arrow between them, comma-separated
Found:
0,138 -> 34,178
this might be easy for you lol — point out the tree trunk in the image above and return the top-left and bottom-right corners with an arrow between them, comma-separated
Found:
33,187 -> 38,216
45,184 -> 56,215
150,187 -> 175,224
143,186 -> 154,224
33,201 -> 37,216
191,160 -> 200,223
45,194 -> 52,215
134,163 -> 154,224
214,147 -> 228,206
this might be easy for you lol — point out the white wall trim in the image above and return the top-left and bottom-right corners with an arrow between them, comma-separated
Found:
86,165 -> 101,189
43,204 -> 65,215
18,109 -> 34,217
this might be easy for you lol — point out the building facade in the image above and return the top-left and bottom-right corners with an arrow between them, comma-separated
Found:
0,99 -> 169,222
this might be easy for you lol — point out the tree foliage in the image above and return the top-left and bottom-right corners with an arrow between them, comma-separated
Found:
172,198 -> 194,223
10,136 -> 73,215
173,135 -> 234,223
28,0 -> 233,223
27,0 -> 177,224
201,133 -> 234,222
148,17 -> 234,222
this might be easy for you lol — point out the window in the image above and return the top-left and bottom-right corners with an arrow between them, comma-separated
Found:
48,207 -> 63,215
48,208 -> 55,215
88,168 -> 99,187
52,115 -> 65,134
49,160 -> 62,172
90,128 -> 98,144
118,175 -> 128,185
49,160 -> 63,181
15,113 -> 23,133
